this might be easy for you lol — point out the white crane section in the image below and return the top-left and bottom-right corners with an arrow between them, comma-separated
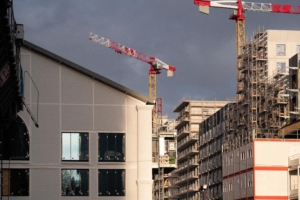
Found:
196,0 -> 300,14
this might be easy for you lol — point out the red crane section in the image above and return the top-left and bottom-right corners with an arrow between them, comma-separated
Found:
89,32 -> 176,77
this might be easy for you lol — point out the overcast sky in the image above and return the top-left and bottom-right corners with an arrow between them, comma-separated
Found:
14,0 -> 300,118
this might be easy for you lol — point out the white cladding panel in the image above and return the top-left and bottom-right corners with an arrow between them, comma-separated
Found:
254,141 -> 300,167
31,53 -> 60,104
61,67 -> 93,104
255,170 -> 287,196
19,47 -> 153,200
266,30 -> 300,79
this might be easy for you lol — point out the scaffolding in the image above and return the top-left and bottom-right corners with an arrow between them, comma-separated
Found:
224,27 -> 294,151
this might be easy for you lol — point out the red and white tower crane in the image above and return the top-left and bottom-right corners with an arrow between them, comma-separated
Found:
194,0 -> 300,100
89,32 -> 176,100
89,32 -> 176,132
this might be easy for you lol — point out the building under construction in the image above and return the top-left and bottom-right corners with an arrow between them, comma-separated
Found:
152,115 -> 178,200
221,29 -> 300,200
199,103 -> 236,200
169,98 -> 229,200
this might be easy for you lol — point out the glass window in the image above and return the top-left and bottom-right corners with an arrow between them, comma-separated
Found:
277,62 -> 286,73
2,116 -> 29,160
276,44 -> 286,56
62,133 -> 89,161
98,133 -> 125,162
248,149 -> 252,158
62,169 -> 89,196
297,45 -> 300,53
2,169 -> 29,196
98,169 -> 125,196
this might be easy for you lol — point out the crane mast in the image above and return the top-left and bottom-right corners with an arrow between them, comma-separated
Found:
89,32 -> 176,133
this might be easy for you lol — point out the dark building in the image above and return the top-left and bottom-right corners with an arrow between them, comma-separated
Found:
0,0 -> 23,119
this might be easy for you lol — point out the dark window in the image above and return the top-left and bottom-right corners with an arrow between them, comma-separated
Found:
98,169 -> 125,196
98,133 -> 125,162
61,169 -> 89,196
2,116 -> 29,160
2,169 -> 29,196
62,133 -> 89,161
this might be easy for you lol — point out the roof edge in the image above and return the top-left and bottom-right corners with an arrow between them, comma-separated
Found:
22,40 -> 155,105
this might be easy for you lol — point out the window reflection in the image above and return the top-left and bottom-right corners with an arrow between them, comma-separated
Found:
98,133 -> 125,162
62,133 -> 88,161
61,169 -> 89,196
98,169 -> 125,196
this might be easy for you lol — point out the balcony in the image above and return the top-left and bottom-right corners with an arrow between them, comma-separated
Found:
175,174 -> 198,186
177,147 -> 198,162
177,128 -> 190,140
175,161 -> 198,174
176,186 -> 199,197
175,117 -> 189,130
177,134 -> 199,151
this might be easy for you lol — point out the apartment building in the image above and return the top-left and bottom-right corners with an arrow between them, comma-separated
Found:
2,40 -> 155,200
170,98 -> 229,200
222,29 -> 300,200
199,103 -> 236,200
153,115 -> 177,200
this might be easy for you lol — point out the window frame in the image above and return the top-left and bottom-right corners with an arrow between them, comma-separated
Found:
276,44 -> 286,56
2,168 -> 29,196
241,152 -> 246,161
98,133 -> 125,162
61,132 -> 89,162
276,62 -> 286,73
248,149 -> 252,158
61,169 -> 89,196
297,44 -> 300,53
98,169 -> 125,196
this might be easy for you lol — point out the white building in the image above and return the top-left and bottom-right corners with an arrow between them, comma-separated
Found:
223,139 -> 300,200
1,40 -> 154,200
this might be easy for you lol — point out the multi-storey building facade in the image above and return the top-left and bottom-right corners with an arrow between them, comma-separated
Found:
199,103 -> 236,200
5,40 -> 154,200
222,29 -> 300,200
171,98 -> 228,200
153,116 -> 177,200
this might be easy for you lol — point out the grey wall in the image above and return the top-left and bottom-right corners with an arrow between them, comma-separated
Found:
6,47 -> 153,200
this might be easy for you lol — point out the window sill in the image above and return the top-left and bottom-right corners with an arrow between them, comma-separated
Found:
98,162 -> 126,165
61,161 -> 90,165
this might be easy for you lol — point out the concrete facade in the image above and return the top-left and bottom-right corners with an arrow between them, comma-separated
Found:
199,103 -> 236,200
223,140 -> 300,200
171,99 -> 229,200
2,41 -> 154,200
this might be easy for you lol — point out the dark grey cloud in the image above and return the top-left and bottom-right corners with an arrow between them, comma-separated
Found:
14,0 -> 300,117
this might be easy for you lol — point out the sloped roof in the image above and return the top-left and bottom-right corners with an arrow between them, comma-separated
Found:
22,40 -> 155,105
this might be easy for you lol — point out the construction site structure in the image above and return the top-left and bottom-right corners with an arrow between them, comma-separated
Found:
169,98 -> 230,200
220,29 -> 300,200
199,103 -> 236,200
152,115 -> 178,200
223,29 -> 300,153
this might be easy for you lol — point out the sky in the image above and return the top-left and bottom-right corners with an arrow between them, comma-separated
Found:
13,0 -> 300,118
